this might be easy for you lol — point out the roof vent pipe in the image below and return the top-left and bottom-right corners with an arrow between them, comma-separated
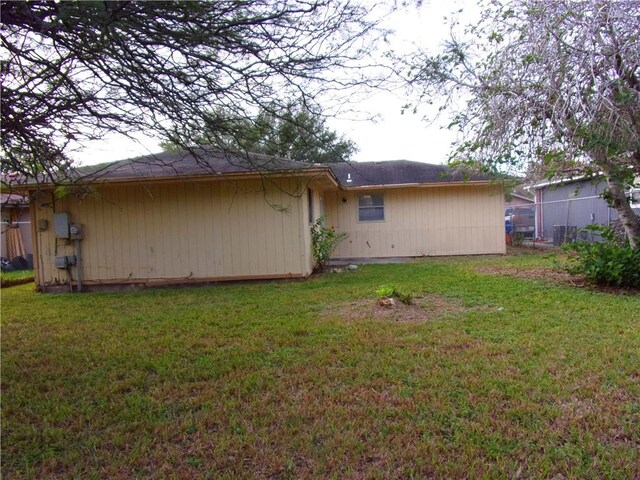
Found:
346,173 -> 352,183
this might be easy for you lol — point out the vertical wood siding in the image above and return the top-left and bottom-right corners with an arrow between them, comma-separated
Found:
324,184 -> 505,257
33,178 -> 310,286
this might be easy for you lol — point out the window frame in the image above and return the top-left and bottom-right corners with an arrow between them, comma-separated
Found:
358,193 -> 385,222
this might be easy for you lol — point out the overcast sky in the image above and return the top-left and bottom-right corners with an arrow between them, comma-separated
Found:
73,1 -> 471,167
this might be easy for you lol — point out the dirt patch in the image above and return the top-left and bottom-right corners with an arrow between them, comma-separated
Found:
322,294 -> 467,323
476,265 -> 577,283
475,265 -> 639,295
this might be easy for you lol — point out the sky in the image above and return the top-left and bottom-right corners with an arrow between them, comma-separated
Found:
72,1 -> 471,168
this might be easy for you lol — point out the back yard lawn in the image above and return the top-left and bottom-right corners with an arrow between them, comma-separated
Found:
2,252 -> 639,479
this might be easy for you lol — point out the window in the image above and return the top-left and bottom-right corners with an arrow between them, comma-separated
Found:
358,194 -> 384,221
308,188 -> 314,224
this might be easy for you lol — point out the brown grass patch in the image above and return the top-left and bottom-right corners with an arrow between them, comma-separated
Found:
321,294 -> 467,323
476,264 -> 639,294
476,264 -> 576,284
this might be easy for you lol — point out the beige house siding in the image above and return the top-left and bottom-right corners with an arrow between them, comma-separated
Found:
32,177 -> 312,288
29,172 -> 505,290
324,184 -> 505,257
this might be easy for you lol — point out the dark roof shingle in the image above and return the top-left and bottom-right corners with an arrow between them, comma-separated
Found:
23,148 -> 495,189
75,147 -> 321,183
0,193 -> 28,206
330,160 -> 493,187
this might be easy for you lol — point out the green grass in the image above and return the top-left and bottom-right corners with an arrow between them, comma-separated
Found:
1,269 -> 34,286
2,252 -> 639,479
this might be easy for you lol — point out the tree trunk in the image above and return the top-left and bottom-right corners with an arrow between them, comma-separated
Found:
605,176 -> 640,249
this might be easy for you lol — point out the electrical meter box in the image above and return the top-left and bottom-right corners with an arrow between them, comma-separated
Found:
54,255 -> 76,269
69,224 -> 84,240
53,212 -> 70,238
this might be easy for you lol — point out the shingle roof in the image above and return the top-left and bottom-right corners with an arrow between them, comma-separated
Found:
0,193 -> 28,206
511,186 -> 534,201
16,148 -> 495,189
330,160 -> 493,187
75,147 -> 323,183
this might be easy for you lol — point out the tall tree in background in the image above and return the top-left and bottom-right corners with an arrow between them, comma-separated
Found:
405,0 -> 640,246
162,103 -> 357,163
1,1 -> 384,183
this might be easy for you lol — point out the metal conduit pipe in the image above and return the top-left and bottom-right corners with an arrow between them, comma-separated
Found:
76,239 -> 83,293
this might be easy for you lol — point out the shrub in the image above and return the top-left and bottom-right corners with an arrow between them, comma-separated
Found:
563,225 -> 640,288
375,284 -> 413,305
511,232 -> 525,247
310,217 -> 348,270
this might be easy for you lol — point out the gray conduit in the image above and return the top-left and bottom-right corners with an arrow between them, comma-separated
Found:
76,239 -> 83,293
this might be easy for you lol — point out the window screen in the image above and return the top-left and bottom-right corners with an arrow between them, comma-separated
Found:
358,194 -> 384,221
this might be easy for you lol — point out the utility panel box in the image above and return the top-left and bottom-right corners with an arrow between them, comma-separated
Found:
69,223 -> 84,240
38,219 -> 49,231
54,255 -> 77,269
53,212 -> 70,238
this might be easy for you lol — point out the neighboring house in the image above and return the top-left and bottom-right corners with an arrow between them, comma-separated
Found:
505,186 -> 534,210
504,186 -> 535,238
19,149 -> 505,291
530,176 -> 640,241
1,193 -> 32,261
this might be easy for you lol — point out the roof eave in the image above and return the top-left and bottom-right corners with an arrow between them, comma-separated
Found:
19,166 -> 335,190
529,173 -> 605,189
510,192 -> 534,202
339,180 -> 495,190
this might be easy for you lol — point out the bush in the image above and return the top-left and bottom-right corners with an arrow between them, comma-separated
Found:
563,225 -> 640,288
511,232 -> 524,247
375,284 -> 413,305
310,217 -> 348,270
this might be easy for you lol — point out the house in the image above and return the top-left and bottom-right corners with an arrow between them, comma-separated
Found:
1,193 -> 32,265
504,185 -> 535,238
505,186 -> 534,210
19,149 -> 505,291
530,176 -> 640,242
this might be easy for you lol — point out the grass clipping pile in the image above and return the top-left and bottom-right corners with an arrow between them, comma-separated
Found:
323,294 -> 466,323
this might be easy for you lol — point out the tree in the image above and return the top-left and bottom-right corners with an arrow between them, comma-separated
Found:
161,103 -> 358,163
404,0 -> 640,246
1,1 -> 383,183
